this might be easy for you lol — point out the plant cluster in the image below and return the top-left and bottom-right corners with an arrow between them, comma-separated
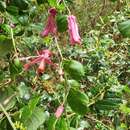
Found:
0,0 -> 129,130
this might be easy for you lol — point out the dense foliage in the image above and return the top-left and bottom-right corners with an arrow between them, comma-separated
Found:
0,0 -> 130,130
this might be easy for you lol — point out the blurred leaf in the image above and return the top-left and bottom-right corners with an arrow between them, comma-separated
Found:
67,88 -> 89,115
0,1 -> 6,12
56,118 -> 68,130
47,115 -> 57,130
9,59 -> 22,76
18,82 -> 30,99
0,35 -> 13,57
24,107 -> 46,130
56,15 -> 68,33
18,15 -> 29,26
94,92 -> 122,110
28,96 -> 40,112
37,0 -> 47,5
0,87 -> 16,111
8,0 -> 29,10
120,104 -> 130,114
118,20 -> 130,38
1,24 -> 11,33
6,6 -> 19,15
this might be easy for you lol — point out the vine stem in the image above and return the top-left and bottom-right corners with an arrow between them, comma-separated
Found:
0,103 -> 17,130
10,28 -> 18,58
54,37 -> 70,123
62,0 -> 71,15
54,37 -> 64,61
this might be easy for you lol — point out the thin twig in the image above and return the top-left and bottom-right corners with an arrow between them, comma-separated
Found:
0,103 -> 16,130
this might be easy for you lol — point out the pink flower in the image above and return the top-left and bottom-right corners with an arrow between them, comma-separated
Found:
55,105 -> 64,118
68,15 -> 81,45
24,49 -> 54,74
40,8 -> 57,37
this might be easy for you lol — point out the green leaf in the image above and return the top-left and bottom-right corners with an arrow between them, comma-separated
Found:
9,0 -> 29,10
0,87 -> 16,111
95,97 -> 122,110
56,15 -> 68,33
24,107 -> 46,130
56,118 -> 69,130
20,105 -> 32,121
67,80 -> 80,89
63,60 -> 85,80
1,24 -> 11,33
28,96 -> 40,112
6,6 -> 19,15
0,35 -> 13,57
67,88 -> 89,115
118,20 -> 130,38
70,115 -> 79,128
47,115 -> 57,130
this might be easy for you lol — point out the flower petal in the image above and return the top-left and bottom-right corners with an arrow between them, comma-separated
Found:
68,15 -> 81,45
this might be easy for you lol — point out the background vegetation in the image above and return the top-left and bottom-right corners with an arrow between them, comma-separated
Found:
0,0 -> 130,130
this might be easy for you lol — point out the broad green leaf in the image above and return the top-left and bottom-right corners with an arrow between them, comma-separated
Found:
63,60 -> 85,80
0,35 -> 13,57
67,88 -> 89,115
118,20 -> 130,38
56,118 -> 68,130
56,15 -> 68,33
24,107 -> 46,130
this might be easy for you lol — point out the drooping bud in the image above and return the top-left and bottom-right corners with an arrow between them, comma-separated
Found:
68,15 -> 81,45
40,8 -> 57,37
55,105 -> 64,118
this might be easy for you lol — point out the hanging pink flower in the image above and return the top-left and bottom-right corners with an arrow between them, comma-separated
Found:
68,15 -> 81,45
40,8 -> 57,37
55,104 -> 64,118
24,49 -> 54,74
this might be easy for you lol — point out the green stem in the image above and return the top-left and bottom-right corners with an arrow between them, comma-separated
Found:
63,0 -> 71,15
10,28 -> 18,58
0,103 -> 17,130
